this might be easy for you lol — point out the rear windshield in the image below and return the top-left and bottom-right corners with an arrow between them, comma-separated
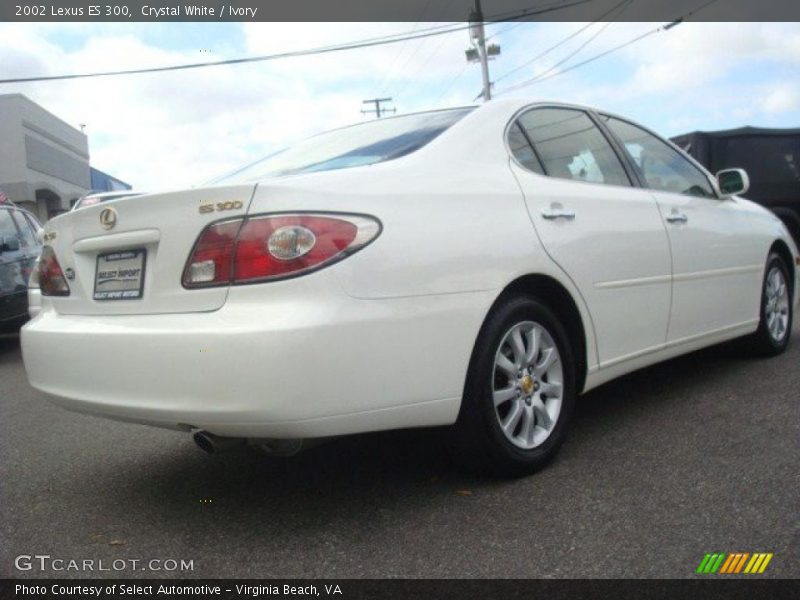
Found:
213,108 -> 473,184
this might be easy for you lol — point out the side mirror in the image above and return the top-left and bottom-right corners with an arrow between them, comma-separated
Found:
1,235 -> 21,253
716,168 -> 750,198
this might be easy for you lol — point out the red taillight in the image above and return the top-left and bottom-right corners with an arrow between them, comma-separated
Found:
38,246 -> 70,296
181,220 -> 242,288
182,214 -> 380,288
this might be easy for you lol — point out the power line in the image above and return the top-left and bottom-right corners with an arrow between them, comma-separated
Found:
377,0 -> 435,95
432,62 -> 471,105
496,0 -> 721,94
486,20 -> 526,41
432,1 -> 534,106
522,0 -> 633,84
494,0 -> 632,85
385,0 -> 459,98
0,0 -> 592,85
474,0 -> 631,99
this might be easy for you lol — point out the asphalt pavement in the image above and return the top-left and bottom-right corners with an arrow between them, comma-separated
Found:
1,325 -> 798,579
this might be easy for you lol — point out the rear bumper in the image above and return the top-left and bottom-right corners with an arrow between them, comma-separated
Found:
21,283 -> 494,438
28,287 -> 41,319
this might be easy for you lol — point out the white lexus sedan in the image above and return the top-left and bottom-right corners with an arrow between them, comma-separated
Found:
21,99 -> 799,475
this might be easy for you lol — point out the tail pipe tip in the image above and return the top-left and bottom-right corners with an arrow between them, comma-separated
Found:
192,430 -> 244,454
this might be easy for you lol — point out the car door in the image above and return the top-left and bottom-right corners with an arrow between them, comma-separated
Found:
0,208 -> 28,321
508,106 -> 673,366
599,115 -> 765,341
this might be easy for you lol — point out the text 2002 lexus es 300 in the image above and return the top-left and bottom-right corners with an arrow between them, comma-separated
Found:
22,99 -> 799,475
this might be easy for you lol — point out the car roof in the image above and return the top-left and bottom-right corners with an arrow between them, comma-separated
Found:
0,203 -> 39,220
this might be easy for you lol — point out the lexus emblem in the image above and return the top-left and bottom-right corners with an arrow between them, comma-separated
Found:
99,207 -> 117,230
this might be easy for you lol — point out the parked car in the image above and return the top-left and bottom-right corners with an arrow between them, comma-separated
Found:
72,190 -> 146,211
671,127 -> 800,248
20,100 -> 799,475
0,203 -> 42,332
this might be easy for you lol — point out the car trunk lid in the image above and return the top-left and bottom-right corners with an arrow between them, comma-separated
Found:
43,185 -> 255,315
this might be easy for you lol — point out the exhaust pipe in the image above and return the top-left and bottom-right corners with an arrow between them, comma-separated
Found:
193,430 -> 244,454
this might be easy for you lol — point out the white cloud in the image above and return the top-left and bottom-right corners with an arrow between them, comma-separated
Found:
500,22 -> 800,135
0,21 -> 797,191
764,86 -> 800,113
0,21 -> 487,191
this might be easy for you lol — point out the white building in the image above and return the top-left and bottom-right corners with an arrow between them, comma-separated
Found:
0,93 -> 91,221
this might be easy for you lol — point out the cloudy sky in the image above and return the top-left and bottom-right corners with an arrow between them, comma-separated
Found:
0,20 -> 798,191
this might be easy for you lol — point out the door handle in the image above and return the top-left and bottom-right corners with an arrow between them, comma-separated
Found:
666,212 -> 688,224
541,207 -> 576,220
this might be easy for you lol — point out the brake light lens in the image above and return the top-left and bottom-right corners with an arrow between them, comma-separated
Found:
183,214 -> 380,288
28,257 -> 40,289
38,246 -> 70,296
181,220 -> 243,288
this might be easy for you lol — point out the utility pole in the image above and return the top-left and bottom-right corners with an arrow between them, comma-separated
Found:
472,0 -> 491,101
361,97 -> 396,118
466,0 -> 500,102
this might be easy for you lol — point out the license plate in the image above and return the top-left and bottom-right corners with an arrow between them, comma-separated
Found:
94,249 -> 146,301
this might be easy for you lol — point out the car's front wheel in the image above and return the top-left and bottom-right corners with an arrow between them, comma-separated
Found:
450,295 -> 576,476
747,252 -> 793,356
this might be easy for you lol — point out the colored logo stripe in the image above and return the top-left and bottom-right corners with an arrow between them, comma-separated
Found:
744,553 -> 773,574
697,553 -> 726,574
697,552 -> 773,574
720,553 -> 749,573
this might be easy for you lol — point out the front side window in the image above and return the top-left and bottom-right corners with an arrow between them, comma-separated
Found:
602,116 -> 715,198
212,108 -> 474,184
514,107 -> 631,187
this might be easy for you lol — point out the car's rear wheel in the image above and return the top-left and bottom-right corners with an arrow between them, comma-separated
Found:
450,295 -> 576,476
747,252 -> 793,356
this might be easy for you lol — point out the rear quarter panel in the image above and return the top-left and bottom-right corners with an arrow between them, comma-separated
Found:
243,110 -> 601,382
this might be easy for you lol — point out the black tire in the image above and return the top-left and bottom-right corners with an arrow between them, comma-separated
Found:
449,295 -> 577,476
746,252 -> 793,357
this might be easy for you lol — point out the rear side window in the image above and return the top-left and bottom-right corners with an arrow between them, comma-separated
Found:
0,209 -> 19,243
507,123 -> 543,174
10,211 -> 35,248
602,116 -> 715,198
23,212 -> 41,236
513,108 -> 631,187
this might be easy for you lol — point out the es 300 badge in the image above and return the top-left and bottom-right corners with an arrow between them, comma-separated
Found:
199,201 -> 243,214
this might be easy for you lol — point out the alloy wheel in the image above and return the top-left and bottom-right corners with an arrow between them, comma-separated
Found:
765,266 -> 790,343
492,321 -> 563,450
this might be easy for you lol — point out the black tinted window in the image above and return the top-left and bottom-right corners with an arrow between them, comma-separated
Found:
12,211 -> 36,248
0,209 -> 19,242
517,108 -> 630,187
603,116 -> 715,198
214,108 -> 474,183
23,213 -> 41,236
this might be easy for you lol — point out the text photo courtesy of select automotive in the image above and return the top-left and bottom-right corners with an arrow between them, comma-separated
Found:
1,1 -> 800,590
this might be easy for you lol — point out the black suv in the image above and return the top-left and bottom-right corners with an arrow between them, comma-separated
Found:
671,127 -> 800,247
0,204 -> 42,332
